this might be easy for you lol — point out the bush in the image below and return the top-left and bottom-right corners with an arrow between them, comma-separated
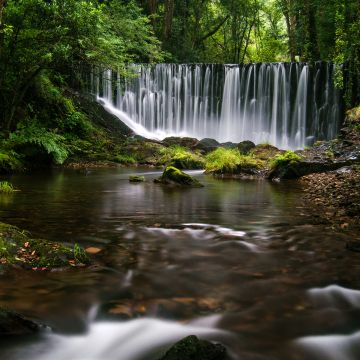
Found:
114,153 -> 137,164
10,122 -> 68,164
0,150 -> 23,173
0,181 -> 15,194
205,147 -> 264,174
158,145 -> 204,169
270,150 -> 303,168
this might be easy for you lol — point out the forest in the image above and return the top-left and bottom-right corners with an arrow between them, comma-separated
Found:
0,1 -> 360,360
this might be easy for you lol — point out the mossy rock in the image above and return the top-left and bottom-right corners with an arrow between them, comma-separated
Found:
237,140 -> 256,155
0,222 -> 89,270
250,144 -> 282,161
158,335 -> 227,360
129,175 -> 145,183
162,137 -> 199,149
193,138 -> 220,154
0,308 -> 45,336
155,166 -> 204,187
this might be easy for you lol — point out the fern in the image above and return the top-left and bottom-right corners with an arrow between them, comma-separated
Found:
10,122 -> 68,164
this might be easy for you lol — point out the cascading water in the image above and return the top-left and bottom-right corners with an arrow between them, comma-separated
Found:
91,62 -> 341,149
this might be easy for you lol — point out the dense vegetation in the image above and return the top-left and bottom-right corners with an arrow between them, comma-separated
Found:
0,0 -> 359,172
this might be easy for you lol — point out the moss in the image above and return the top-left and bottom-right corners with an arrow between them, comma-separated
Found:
205,147 -> 264,175
158,145 -> 205,169
0,222 -> 90,270
155,166 -> 204,187
129,175 -> 145,182
250,144 -> 282,161
270,150 -> 303,168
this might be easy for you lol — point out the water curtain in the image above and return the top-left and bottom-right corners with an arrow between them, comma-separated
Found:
91,63 -> 341,149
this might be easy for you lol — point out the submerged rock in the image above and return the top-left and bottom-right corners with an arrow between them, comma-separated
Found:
155,166 -> 204,187
0,308 -> 46,336
158,335 -> 227,360
129,175 -> 145,183
237,140 -> 255,155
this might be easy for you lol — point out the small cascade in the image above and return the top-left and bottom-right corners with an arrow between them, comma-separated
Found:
90,63 -> 342,149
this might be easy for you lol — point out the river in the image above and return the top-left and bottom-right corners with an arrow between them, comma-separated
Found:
0,168 -> 359,359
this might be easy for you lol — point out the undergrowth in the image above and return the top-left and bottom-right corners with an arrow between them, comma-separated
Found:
205,147 -> 264,173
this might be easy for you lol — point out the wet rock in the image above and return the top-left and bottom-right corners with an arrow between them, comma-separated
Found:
0,308 -> 46,336
250,144 -> 282,160
129,175 -> 145,183
162,137 -> 199,149
158,335 -> 227,360
220,142 -> 237,149
193,138 -> 220,154
237,140 -> 256,155
268,160 -> 352,180
154,166 -> 203,187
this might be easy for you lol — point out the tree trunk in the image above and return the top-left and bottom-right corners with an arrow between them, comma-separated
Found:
163,0 -> 175,40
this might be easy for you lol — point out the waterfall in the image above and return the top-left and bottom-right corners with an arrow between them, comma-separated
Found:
91,63 -> 341,149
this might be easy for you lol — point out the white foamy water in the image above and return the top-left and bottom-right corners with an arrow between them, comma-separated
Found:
20,317 -> 233,360
308,285 -> 360,308
296,331 -> 360,360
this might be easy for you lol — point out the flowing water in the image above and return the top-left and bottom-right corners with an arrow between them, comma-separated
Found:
0,168 -> 359,360
91,63 -> 341,149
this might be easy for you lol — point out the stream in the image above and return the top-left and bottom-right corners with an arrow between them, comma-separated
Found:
0,168 -> 359,360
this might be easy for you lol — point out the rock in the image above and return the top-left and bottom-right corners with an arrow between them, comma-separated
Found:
193,138 -> 220,154
250,144 -> 282,160
237,140 -> 256,155
162,137 -> 199,148
129,175 -> 145,183
268,160 -> 352,180
0,308 -> 46,336
158,335 -> 227,360
220,142 -> 237,149
154,166 -> 204,187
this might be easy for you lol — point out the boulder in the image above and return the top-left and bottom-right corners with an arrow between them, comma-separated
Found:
220,142 -> 238,149
129,175 -> 145,183
193,138 -> 220,154
162,137 -> 199,148
237,140 -> 256,155
158,335 -> 227,360
154,166 -> 204,187
0,308 -> 45,336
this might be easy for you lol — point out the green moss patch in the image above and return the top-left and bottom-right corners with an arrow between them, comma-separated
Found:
155,166 -> 204,187
0,222 -> 89,270
205,147 -> 265,175
158,145 -> 205,169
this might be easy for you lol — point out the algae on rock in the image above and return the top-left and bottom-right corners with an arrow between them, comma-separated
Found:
155,166 -> 204,187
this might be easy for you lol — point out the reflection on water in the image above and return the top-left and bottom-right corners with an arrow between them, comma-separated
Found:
0,168 -> 359,360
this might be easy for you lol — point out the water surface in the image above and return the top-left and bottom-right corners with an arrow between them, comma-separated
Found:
0,168 -> 359,359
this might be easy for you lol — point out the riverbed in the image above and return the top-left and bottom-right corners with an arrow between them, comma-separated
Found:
0,168 -> 359,360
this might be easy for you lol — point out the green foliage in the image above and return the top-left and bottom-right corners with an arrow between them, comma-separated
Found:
158,146 -> 204,169
205,147 -> 264,173
10,122 -> 68,165
73,243 -> 90,265
0,181 -> 15,194
270,150 -> 303,168
0,150 -> 23,172
114,153 -> 137,164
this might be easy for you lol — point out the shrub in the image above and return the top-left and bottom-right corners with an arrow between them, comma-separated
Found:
114,153 -> 137,164
158,145 -> 204,169
270,150 -> 303,168
10,122 -> 68,164
205,147 -> 264,174
0,150 -> 23,173
0,181 -> 15,194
